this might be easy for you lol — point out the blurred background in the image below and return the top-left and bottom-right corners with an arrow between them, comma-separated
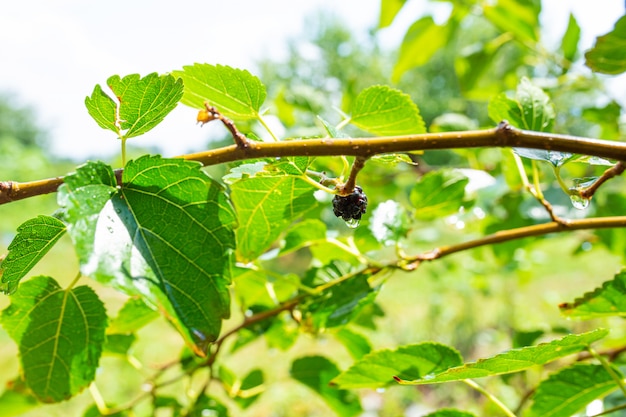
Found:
1,1 -> 626,416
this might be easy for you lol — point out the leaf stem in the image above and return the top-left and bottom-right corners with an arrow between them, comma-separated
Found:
257,114 -> 279,142
300,173 -> 337,194
463,379 -> 517,417
121,137 -> 127,166
588,346 -> 626,398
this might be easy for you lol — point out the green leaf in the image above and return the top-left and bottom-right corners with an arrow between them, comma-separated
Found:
585,15 -> 626,75
483,0 -> 540,43
393,16 -> 450,82
334,328 -> 372,360
280,219 -> 327,256
85,73 -> 183,138
63,156 -> 237,355
560,13 -> 581,66
488,77 -> 555,132
332,343 -> 463,389
394,329 -> 608,384
291,356 -> 362,417
188,395 -> 229,417
103,334 -> 136,355
231,176 -> 317,262
0,276 -> 107,402
527,364 -> 619,417
301,269 -> 376,331
173,63 -> 266,120
0,215 -> 66,294
424,410 -> 477,417
410,170 -> 468,221
0,378 -> 39,417
560,269 -> 626,319
235,369 -> 264,409
107,297 -> 159,334
350,85 -> 425,136
512,148 -> 572,167
379,0 -> 407,28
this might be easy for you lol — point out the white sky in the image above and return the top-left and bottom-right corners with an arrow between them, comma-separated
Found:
0,0 -> 623,161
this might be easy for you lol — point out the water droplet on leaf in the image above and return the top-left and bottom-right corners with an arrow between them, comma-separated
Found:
345,218 -> 360,228
569,194 -> 589,210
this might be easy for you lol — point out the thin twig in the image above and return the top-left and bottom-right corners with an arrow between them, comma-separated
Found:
198,103 -> 249,149
5,122 -> 626,204
580,161 -> 626,199
338,156 -> 367,195
400,216 -> 626,270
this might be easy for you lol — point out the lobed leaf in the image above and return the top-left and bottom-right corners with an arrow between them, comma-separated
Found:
585,15 -> 626,75
350,85 -> 425,136
0,276 -> 107,402
410,170 -> 468,221
173,63 -> 266,120
394,329 -> 608,384
85,73 -> 183,138
527,364 -> 619,417
332,342 -> 463,389
230,176 -> 317,262
560,269 -> 626,319
0,215 -> 66,294
291,356 -> 362,417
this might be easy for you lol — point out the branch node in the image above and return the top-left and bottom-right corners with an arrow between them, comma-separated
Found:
199,103 -> 249,149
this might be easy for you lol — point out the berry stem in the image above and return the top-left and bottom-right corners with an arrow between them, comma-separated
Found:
339,156 -> 367,196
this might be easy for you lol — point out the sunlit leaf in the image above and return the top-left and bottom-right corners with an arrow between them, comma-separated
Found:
429,113 -> 478,133
560,13 -> 581,66
280,219 -> 327,255
527,364 -> 619,417
188,395 -> 228,417
393,329 -> 607,384
585,15 -> 626,75
85,73 -> 183,138
291,356 -> 362,417
483,0 -> 540,43
107,296 -> 159,334
59,156 -> 237,355
488,77 -> 554,132
393,16 -> 450,82
560,269 -> 626,318
424,410 -> 477,417
332,343 -> 462,389
173,63 -> 266,119
350,85 -> 425,136
379,0 -> 407,28
231,176 -> 317,262
0,378 -> 39,417
0,215 -> 66,294
0,276 -> 107,402
410,170 -> 468,220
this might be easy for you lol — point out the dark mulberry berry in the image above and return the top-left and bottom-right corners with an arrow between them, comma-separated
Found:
332,186 -> 368,221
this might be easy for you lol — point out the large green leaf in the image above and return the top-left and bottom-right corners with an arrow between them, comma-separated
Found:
410,170 -> 468,221
332,343 -> 462,389
560,269 -> 626,319
0,215 -> 66,294
350,85 -> 425,136
527,364 -> 619,417
173,63 -> 266,120
230,176 -> 316,262
483,0 -> 540,43
60,156 -> 237,355
394,329 -> 607,384
291,356 -> 362,417
488,77 -> 555,132
0,276 -> 107,402
85,73 -> 183,138
585,15 -> 626,75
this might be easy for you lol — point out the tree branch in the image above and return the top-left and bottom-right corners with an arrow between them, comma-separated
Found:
3,122 -> 626,205
401,216 -> 626,270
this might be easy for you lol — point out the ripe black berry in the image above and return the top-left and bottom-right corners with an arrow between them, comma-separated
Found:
332,186 -> 368,221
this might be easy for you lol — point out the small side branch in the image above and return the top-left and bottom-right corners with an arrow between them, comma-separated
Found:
580,161 -> 626,199
197,103 -> 249,149
338,156 -> 367,195
401,216 -> 626,270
